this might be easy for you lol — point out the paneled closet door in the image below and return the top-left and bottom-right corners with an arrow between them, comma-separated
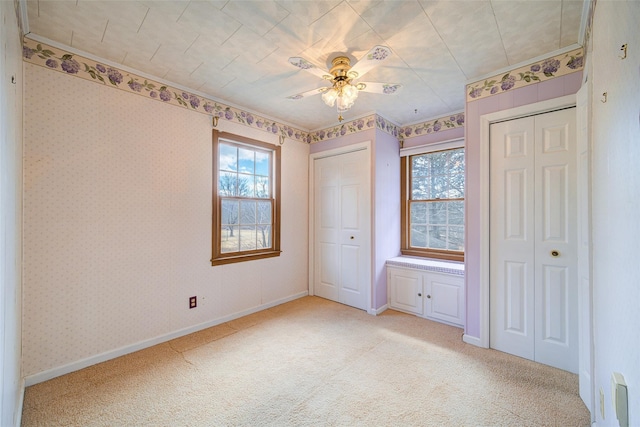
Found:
313,148 -> 370,311
490,108 -> 578,373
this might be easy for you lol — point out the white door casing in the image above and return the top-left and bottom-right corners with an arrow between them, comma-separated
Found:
576,83 -> 595,416
490,108 -> 578,374
310,144 -> 371,311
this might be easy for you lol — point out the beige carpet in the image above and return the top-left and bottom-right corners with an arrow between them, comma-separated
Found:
22,296 -> 590,426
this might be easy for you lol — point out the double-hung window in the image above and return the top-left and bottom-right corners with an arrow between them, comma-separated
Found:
211,130 -> 281,265
401,140 -> 465,262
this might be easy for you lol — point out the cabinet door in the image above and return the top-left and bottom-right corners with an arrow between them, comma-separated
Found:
424,272 -> 464,326
388,267 -> 423,315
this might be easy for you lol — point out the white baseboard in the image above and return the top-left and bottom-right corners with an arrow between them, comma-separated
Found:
24,291 -> 308,386
462,334 -> 484,347
368,303 -> 388,316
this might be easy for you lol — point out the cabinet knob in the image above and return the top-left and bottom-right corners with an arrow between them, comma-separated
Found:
427,295 -> 431,299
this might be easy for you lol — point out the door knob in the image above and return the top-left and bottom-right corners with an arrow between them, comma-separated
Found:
427,295 -> 431,299
551,250 -> 560,257
350,236 -> 354,240
418,293 -> 422,297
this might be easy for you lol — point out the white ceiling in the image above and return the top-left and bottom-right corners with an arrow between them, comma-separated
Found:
24,0 -> 585,130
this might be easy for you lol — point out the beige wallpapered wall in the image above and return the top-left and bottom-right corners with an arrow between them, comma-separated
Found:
22,62 -> 310,379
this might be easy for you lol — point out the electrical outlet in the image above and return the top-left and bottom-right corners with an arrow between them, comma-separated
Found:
189,296 -> 197,309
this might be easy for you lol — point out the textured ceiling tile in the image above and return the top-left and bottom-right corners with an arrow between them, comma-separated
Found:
139,0 -> 190,22
492,0 -> 562,64
422,0 -> 508,79
102,25 -> 159,63
222,57 -> 271,84
221,1 -> 290,36
122,55 -> 170,80
384,16 -> 444,62
561,0 -> 583,46
263,14 -> 325,55
137,8 -> 200,53
184,35 -> 238,71
360,0 -> 428,41
309,2 -> 372,44
75,1 -> 149,32
221,26 -> 279,62
177,2 -> 242,43
346,0 -> 384,15
324,29 -> 387,57
275,0 -> 342,25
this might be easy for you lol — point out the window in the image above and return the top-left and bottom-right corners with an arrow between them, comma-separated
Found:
212,130 -> 281,266
401,144 -> 464,262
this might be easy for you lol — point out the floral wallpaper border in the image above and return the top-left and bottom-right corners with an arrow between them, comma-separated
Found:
22,38 -> 454,145
22,38 -> 309,143
398,112 -> 464,139
466,47 -> 584,102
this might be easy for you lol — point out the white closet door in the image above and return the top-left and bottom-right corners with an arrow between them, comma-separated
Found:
490,108 -> 578,374
533,108 -> 578,373
490,116 -> 536,361
313,149 -> 370,310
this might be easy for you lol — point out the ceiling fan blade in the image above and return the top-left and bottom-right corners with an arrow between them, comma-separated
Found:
286,86 -> 330,100
356,82 -> 402,95
348,45 -> 393,79
288,57 -> 332,80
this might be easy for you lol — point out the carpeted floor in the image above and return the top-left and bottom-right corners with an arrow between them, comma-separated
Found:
22,296 -> 590,426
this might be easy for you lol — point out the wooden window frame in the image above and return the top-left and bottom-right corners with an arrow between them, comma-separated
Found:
401,146 -> 465,262
211,130 -> 281,266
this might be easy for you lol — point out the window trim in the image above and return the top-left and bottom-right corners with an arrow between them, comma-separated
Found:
400,139 -> 465,262
211,130 -> 281,266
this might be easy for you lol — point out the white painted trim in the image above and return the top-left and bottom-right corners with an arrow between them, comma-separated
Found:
463,334 -> 482,347
400,137 -> 464,157
308,141 -> 373,312
369,304 -> 388,316
24,291 -> 308,386
578,0 -> 591,46
16,379 -> 25,427
478,94 -> 577,351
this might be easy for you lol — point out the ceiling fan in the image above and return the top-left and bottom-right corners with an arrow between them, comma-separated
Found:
287,45 -> 402,122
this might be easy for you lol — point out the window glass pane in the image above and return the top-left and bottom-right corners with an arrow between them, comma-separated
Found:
219,172 -> 237,196
240,201 -> 256,225
429,202 -> 447,224
410,202 -> 427,225
410,225 -> 428,248
412,155 -> 430,178
255,176 -> 270,198
237,174 -> 254,197
411,176 -> 430,200
448,226 -> 464,251
221,199 -> 239,226
221,225 -> 239,253
239,226 -> 257,251
238,148 -> 254,174
257,225 -> 271,249
428,226 -> 447,249
429,152 -> 448,175
429,174 -> 449,199
255,151 -> 269,177
219,144 -> 237,172
257,201 -> 272,224
448,201 -> 464,225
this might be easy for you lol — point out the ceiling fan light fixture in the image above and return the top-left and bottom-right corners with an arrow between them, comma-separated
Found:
321,88 -> 339,107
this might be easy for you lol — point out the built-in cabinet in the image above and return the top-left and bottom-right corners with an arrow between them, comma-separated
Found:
386,258 -> 465,327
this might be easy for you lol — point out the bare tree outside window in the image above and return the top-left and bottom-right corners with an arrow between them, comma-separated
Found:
212,130 -> 281,266
402,146 -> 464,262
